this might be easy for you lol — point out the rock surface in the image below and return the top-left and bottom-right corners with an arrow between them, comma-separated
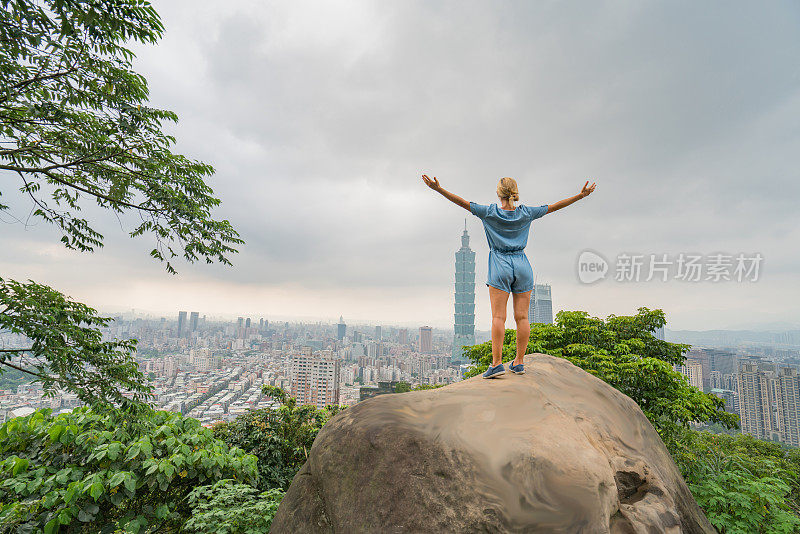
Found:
271,353 -> 716,533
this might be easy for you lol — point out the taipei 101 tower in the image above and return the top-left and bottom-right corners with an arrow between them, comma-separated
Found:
452,221 -> 476,362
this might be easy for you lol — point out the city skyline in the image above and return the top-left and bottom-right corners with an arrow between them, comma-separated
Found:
1,1 -> 798,332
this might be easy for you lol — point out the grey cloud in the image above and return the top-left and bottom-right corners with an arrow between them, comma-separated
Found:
2,0 -> 798,329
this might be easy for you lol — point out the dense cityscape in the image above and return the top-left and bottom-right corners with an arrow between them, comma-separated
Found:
3,226 -> 799,449
0,228 -> 559,424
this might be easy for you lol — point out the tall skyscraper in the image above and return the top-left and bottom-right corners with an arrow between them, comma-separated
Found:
453,223 -> 475,361
375,325 -> 382,341
337,316 -> 346,341
419,326 -> 433,354
290,354 -> 341,409
527,283 -> 553,324
177,311 -> 187,337
189,311 -> 199,332
245,317 -> 251,329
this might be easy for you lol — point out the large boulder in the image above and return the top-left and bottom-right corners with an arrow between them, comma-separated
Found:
271,353 -> 716,533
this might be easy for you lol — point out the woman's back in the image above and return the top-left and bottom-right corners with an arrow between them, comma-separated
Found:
469,202 -> 548,253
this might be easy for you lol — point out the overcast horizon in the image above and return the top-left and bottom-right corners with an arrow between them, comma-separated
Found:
2,1 -> 798,332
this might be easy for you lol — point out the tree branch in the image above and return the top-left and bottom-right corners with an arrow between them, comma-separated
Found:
3,164 -> 164,213
0,66 -> 80,105
0,359 -> 49,380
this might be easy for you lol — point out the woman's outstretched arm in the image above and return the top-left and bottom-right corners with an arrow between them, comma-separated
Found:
421,174 -> 471,212
546,180 -> 596,214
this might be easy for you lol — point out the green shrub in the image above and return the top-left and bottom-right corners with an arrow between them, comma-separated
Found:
212,386 -> 343,491
670,428 -> 800,532
0,408 -> 256,533
184,479 -> 283,534
690,467 -> 800,533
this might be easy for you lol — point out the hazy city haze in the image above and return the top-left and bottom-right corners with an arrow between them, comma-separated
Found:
1,0 -> 798,330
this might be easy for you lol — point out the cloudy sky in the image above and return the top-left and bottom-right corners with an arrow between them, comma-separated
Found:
2,1 -> 799,331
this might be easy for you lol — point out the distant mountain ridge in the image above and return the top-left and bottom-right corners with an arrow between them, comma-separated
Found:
667,328 -> 800,347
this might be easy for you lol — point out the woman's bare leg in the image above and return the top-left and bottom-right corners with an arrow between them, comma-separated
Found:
512,290 -> 532,365
488,286 -> 510,367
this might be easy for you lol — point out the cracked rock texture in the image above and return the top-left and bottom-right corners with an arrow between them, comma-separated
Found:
271,353 -> 716,534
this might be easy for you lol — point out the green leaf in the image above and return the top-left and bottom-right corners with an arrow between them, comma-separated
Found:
155,504 -> 169,519
12,457 -> 29,476
126,444 -> 141,461
109,472 -> 126,488
44,517 -> 60,534
123,473 -> 137,493
58,507 -> 72,525
49,424 -> 65,442
108,442 -> 122,460
89,481 -> 104,501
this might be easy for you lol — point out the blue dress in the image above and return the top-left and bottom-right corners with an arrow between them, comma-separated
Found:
469,201 -> 549,293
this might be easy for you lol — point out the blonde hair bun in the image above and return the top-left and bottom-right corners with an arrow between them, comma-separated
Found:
497,176 -> 519,202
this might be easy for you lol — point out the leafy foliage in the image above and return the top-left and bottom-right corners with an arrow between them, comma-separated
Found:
394,381 -> 411,393
689,470 -> 800,534
670,427 -> 800,532
0,408 -> 257,533
0,277 -> 152,413
463,307 -> 738,438
0,0 -> 242,272
184,479 -> 283,534
212,386 -> 344,491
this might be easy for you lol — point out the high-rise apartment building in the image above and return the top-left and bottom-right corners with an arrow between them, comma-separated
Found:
527,283 -> 553,324
676,360 -> 704,391
399,328 -> 408,345
290,354 -> 341,409
453,224 -> 476,361
177,311 -> 187,337
419,326 -> 433,354
776,367 -> 800,447
737,362 -> 777,440
189,311 -> 199,332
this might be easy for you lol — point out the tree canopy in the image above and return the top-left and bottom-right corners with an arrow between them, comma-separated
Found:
0,0 -> 242,412
0,0 -> 242,271
0,277 -> 152,412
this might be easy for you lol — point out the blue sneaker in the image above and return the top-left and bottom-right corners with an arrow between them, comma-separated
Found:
482,363 -> 506,379
509,361 -> 525,374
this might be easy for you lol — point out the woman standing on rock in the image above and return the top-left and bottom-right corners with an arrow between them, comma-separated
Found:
421,175 -> 596,378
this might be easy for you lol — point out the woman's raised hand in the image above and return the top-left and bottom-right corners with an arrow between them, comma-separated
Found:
422,174 -> 441,191
579,180 -> 597,198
